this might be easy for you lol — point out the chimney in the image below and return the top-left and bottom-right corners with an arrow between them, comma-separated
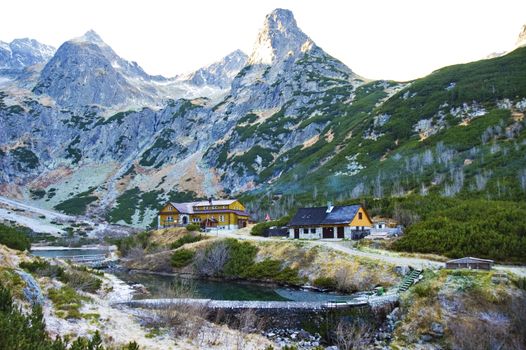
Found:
208,197 -> 213,205
326,201 -> 334,213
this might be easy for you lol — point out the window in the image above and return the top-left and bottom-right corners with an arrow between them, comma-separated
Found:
219,215 -> 225,222
167,216 -> 173,222
303,228 -> 309,234
310,228 -> 316,234
358,212 -> 363,220
168,206 -> 173,211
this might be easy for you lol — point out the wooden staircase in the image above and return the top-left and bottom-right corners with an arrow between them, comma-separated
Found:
398,268 -> 422,292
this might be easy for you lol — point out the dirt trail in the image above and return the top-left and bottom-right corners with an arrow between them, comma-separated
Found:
207,229 -> 526,277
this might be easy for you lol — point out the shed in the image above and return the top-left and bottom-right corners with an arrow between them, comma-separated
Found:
445,257 -> 494,270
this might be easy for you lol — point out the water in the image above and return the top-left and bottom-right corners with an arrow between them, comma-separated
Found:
113,270 -> 358,302
31,248 -> 108,259
30,248 -> 359,303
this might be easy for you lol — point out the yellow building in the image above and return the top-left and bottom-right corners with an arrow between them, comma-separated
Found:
288,203 -> 373,239
158,199 -> 250,230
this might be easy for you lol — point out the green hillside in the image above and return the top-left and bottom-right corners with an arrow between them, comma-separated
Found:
241,47 -> 526,216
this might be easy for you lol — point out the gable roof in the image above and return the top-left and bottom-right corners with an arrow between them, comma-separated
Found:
288,205 -> 363,226
162,199 -> 244,215
193,199 -> 237,207
446,257 -> 494,264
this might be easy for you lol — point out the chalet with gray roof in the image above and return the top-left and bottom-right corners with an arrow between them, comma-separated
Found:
288,203 -> 373,240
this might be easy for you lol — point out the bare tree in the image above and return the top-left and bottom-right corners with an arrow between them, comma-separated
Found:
335,319 -> 373,350
373,173 -> 383,198
195,241 -> 230,277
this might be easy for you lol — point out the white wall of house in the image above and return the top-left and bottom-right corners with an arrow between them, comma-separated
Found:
289,225 -> 373,240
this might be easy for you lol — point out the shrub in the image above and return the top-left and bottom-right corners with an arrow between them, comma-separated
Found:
313,276 -> 338,290
19,260 -> 65,279
171,249 -> 195,268
194,241 -> 230,277
186,224 -> 201,232
223,239 -> 258,276
0,224 -> 31,251
243,259 -> 303,285
60,270 -> 102,293
112,231 -> 152,256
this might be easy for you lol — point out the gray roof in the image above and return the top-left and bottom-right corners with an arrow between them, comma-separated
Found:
446,257 -> 494,264
288,205 -> 363,226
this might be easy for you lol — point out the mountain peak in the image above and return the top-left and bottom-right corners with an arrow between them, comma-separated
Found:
248,8 -> 312,65
517,24 -> 526,48
76,30 -> 105,45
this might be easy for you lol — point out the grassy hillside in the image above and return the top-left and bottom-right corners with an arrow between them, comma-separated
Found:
120,228 -> 400,293
392,269 -> 526,349
242,47 -> 526,219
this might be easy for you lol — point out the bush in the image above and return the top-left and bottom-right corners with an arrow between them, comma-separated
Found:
19,259 -> 66,279
313,276 -> 338,290
60,270 -> 102,293
194,241 -> 230,277
243,259 -> 304,285
0,224 -> 31,251
171,249 -> 195,268
223,239 -> 258,276
170,234 -> 204,249
186,224 -> 201,232
392,200 -> 526,263
112,231 -> 151,256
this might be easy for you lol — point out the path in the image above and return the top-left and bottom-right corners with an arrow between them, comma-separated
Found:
205,229 -> 526,276
206,229 -> 443,270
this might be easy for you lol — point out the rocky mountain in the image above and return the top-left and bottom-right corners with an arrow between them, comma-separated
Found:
0,38 -> 55,70
31,30 -> 245,109
182,49 -> 248,89
0,9 -> 525,228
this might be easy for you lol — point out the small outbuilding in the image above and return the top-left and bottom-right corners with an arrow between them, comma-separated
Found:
445,257 -> 494,270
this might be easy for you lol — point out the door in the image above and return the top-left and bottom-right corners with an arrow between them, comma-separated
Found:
337,226 -> 344,238
322,227 -> 334,239
294,228 -> 300,239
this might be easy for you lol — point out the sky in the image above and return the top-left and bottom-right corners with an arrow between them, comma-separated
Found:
1,0 -> 525,81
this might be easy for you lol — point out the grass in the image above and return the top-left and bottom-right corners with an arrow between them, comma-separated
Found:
48,286 -> 90,319
169,234 -> 205,250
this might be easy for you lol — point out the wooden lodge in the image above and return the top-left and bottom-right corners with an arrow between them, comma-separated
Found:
157,198 -> 250,231
288,203 -> 373,240
445,257 -> 494,270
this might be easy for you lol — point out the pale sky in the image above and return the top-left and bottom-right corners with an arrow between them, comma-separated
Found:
2,0 -> 525,81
